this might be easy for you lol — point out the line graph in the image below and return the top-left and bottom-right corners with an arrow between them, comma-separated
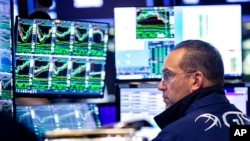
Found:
17,22 -> 33,53
33,111 -> 56,125
16,103 -> 100,134
52,58 -> 69,76
69,58 -> 87,91
36,25 -> 52,44
74,26 -> 89,42
17,22 -> 33,42
51,58 -> 69,91
34,57 -> 50,77
73,26 -> 89,56
15,55 -> 33,90
0,73 -> 12,99
0,28 -> 11,49
16,107 -> 33,124
31,57 -> 51,91
73,27 -> 108,57
15,56 -> 31,75
91,28 -> 105,43
136,7 -> 174,39
0,100 -> 12,114
55,26 -> 71,55
71,58 -> 87,76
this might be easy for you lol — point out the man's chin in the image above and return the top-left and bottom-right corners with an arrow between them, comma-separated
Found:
165,104 -> 172,109
164,99 -> 170,108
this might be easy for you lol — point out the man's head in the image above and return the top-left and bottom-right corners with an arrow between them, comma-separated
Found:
158,40 -> 224,109
36,0 -> 52,9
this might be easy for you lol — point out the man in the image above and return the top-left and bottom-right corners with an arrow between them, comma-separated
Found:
152,40 -> 250,141
29,0 -> 52,19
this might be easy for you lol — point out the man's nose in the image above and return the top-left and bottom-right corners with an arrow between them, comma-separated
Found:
158,81 -> 166,91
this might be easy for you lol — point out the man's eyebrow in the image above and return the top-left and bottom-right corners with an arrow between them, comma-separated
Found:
162,68 -> 171,73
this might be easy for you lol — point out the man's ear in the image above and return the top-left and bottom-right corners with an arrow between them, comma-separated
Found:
191,71 -> 203,92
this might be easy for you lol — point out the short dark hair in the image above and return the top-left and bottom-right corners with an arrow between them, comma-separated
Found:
37,0 -> 52,7
173,40 -> 224,86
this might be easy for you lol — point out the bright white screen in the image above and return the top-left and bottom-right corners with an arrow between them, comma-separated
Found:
224,86 -> 248,115
114,5 -> 242,80
119,87 -> 165,140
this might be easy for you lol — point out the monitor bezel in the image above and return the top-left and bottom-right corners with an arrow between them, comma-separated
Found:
13,16 -> 109,98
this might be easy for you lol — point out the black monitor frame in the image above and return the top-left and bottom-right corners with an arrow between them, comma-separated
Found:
13,17 -> 109,98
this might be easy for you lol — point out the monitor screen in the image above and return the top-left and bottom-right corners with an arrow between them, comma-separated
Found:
13,17 -> 109,98
242,15 -> 250,82
119,87 -> 165,123
0,99 -> 13,117
16,103 -> 101,140
114,5 -> 242,81
118,84 -> 165,140
224,83 -> 249,115
0,0 -> 14,116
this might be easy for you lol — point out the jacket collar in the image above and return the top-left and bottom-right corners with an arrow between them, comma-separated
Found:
154,86 -> 225,129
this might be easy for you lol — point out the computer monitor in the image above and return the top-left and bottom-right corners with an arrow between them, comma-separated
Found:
0,0 -> 14,116
15,103 -> 101,141
118,83 -> 165,125
117,83 -> 164,140
0,99 -> 13,117
242,15 -> 250,82
224,83 -> 249,115
114,5 -> 242,81
13,17 -> 109,98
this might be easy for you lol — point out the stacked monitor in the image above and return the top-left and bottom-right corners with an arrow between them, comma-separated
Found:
16,103 -> 101,141
114,5 -> 242,81
13,17 -> 109,98
0,0 -> 14,117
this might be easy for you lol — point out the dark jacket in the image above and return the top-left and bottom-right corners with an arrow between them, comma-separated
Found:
152,86 -> 250,141
0,112 -> 38,141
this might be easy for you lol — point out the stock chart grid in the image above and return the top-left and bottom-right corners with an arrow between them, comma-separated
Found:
0,0 -> 13,116
14,18 -> 109,97
136,7 -> 174,39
